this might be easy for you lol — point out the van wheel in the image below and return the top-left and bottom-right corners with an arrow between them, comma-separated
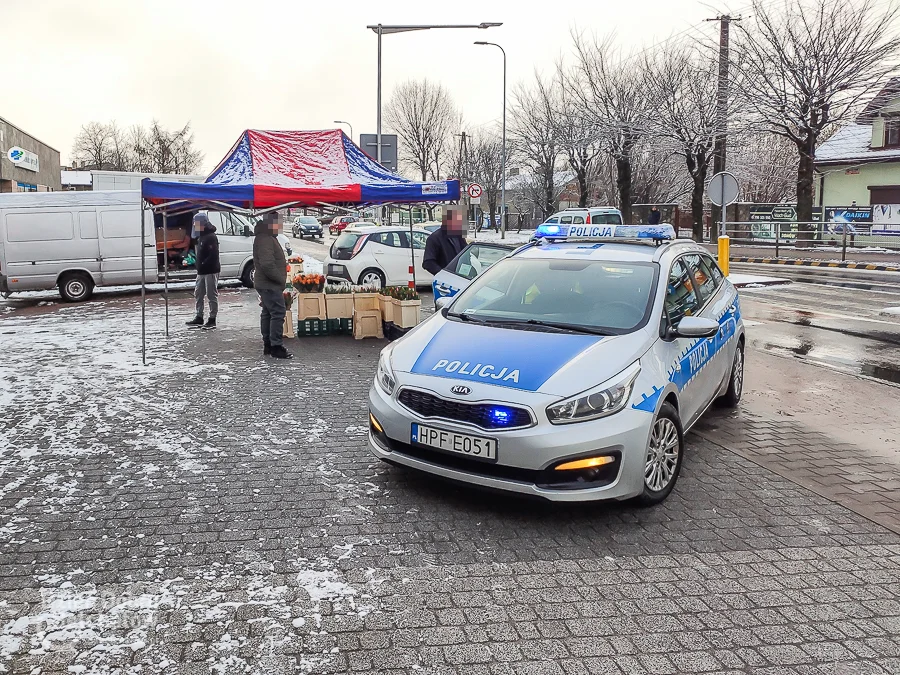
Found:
241,263 -> 255,288
358,268 -> 386,289
635,402 -> 684,506
59,273 -> 94,302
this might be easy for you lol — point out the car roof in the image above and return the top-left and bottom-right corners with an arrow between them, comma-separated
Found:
512,239 -> 705,263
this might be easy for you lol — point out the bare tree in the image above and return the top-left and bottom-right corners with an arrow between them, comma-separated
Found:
554,66 -> 604,208
572,34 -> 648,224
733,0 -> 900,242
729,132 -> 798,204
470,131 -> 506,231
384,79 -> 461,181
645,46 -> 719,240
71,122 -> 113,170
511,73 -> 561,219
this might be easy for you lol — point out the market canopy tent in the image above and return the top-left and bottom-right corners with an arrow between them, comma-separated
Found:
142,129 -> 460,211
138,129 -> 460,364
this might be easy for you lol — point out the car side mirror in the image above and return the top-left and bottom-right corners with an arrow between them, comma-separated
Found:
674,316 -> 719,339
434,296 -> 452,311
243,226 -> 252,237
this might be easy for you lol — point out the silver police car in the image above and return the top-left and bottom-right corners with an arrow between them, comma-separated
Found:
368,224 -> 744,504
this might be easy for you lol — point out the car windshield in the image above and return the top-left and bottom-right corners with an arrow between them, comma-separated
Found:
449,258 -> 657,334
298,217 -> 318,224
333,231 -> 365,251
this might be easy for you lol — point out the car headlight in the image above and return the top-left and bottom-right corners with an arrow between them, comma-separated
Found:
375,347 -> 396,395
546,362 -> 641,424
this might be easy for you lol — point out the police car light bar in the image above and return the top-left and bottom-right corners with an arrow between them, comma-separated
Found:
534,223 -> 676,242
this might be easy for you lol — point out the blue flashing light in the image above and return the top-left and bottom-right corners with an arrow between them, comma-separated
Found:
488,406 -> 514,427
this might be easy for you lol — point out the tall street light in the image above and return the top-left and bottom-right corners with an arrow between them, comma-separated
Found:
366,23 -> 502,167
474,41 -> 506,239
334,120 -> 353,142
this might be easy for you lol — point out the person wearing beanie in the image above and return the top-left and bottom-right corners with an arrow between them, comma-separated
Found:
185,212 -> 221,330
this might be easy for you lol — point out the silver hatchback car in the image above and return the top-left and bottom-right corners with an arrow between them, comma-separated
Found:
368,225 -> 744,505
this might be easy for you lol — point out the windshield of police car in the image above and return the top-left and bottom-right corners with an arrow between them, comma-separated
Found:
449,258 -> 657,333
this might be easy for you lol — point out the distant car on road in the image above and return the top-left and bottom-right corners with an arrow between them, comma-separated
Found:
329,215 -> 359,236
292,216 -> 324,239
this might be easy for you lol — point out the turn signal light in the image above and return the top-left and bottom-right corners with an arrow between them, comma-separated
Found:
554,456 -> 616,471
369,413 -> 384,434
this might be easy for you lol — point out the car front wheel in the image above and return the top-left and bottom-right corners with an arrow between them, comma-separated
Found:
636,402 -> 684,506
718,340 -> 744,408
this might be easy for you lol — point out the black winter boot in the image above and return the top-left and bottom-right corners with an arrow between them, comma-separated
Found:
270,345 -> 293,360
202,317 -> 217,330
186,315 -> 204,327
263,340 -> 271,356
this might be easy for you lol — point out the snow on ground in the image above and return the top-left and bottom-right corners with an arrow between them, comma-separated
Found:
466,228 -> 535,245
728,273 -> 791,288
880,307 -> 900,316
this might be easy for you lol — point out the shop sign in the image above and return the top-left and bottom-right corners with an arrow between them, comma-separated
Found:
6,146 -> 39,172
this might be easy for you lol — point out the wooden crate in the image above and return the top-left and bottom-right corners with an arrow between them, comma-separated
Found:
395,300 -> 421,329
283,305 -> 296,338
353,291 -> 379,312
325,293 -> 354,319
296,292 -> 327,320
288,262 -> 304,278
352,309 -> 384,340
379,294 -> 394,323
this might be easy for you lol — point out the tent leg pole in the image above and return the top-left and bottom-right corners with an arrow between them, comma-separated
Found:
141,200 -> 147,366
408,206 -> 416,289
163,213 -> 169,337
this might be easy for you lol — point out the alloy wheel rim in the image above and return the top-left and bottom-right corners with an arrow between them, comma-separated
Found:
362,273 -> 383,288
733,348 -> 744,397
644,418 -> 680,492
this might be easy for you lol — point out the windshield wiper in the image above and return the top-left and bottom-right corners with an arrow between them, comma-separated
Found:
446,311 -> 487,323
450,313 -> 613,336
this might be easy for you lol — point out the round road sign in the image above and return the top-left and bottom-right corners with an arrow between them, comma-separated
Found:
707,172 -> 739,207
467,183 -> 483,199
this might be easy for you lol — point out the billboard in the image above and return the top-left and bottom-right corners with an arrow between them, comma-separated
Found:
873,204 -> 900,236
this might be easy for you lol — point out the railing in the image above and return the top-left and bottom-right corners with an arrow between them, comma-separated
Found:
678,221 -> 900,262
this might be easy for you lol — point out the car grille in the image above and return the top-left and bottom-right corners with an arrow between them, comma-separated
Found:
398,389 -> 532,430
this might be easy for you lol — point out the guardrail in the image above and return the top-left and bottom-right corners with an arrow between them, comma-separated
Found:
679,221 -> 900,262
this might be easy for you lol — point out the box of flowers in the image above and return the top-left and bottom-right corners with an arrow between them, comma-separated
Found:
293,273 -> 326,320
324,283 -> 354,319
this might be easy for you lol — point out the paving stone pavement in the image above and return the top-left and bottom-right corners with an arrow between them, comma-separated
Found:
1,290 -> 899,674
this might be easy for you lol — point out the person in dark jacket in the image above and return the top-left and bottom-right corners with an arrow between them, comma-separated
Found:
253,212 -> 291,359
423,206 -> 466,275
186,213 -> 221,329
648,207 -> 662,225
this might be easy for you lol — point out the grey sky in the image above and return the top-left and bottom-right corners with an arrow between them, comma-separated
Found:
4,0 -> 722,172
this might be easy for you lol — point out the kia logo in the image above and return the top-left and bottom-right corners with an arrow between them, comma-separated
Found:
450,385 -> 471,395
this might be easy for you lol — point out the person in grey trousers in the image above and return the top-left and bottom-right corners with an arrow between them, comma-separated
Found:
253,212 -> 292,359
185,213 -> 220,329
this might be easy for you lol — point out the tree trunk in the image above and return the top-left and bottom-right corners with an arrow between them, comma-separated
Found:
686,151 -> 708,242
544,174 -> 555,219
577,166 -> 589,208
795,134 -> 816,247
615,156 -> 633,225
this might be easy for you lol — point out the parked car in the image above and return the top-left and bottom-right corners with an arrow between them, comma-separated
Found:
0,190 -> 282,301
292,216 -> 324,239
329,215 -> 359,236
368,223 -> 744,505
420,221 -> 442,233
541,207 -> 624,228
432,242 -> 518,300
325,224 -> 434,288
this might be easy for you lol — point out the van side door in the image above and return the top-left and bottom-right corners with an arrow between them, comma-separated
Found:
97,205 -> 154,284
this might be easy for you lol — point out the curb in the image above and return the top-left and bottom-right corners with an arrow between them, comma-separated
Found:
730,256 -> 900,272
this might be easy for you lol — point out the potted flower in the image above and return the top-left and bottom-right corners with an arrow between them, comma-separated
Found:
287,255 -> 304,277
293,274 -> 326,319
394,286 -> 421,329
324,283 -> 354,319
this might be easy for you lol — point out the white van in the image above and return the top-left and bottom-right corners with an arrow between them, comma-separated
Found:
0,190 -> 263,302
541,206 -> 624,227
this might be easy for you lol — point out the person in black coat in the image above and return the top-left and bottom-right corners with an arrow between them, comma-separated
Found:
423,206 -> 467,275
186,213 -> 221,329
648,207 -> 662,225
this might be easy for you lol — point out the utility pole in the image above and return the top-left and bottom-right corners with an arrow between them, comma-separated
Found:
706,14 -> 740,240
454,131 -> 470,221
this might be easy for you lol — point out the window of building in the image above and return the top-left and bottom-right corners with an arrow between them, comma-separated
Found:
886,118 -> 900,147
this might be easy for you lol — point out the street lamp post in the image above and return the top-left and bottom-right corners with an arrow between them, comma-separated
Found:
475,41 -> 506,239
334,120 -> 353,142
366,23 -> 502,166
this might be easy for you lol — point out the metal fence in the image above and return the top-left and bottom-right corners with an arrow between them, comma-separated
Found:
678,221 -> 900,262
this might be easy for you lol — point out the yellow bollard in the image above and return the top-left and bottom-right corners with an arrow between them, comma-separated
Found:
718,235 -> 730,277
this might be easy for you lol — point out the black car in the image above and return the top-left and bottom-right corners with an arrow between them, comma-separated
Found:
292,216 -> 324,239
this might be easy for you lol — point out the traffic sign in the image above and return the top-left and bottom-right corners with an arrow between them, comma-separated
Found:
707,172 -> 739,207
467,183 -> 483,199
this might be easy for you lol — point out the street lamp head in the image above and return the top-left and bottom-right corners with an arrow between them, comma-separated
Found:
478,22 -> 503,28
474,41 -> 488,45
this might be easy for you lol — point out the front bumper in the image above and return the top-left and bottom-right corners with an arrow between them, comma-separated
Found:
368,379 -> 652,502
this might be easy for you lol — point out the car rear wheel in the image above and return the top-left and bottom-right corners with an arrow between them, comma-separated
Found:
241,263 -> 255,288
59,272 -> 94,302
718,341 -> 744,408
358,268 -> 386,289
636,402 -> 683,506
